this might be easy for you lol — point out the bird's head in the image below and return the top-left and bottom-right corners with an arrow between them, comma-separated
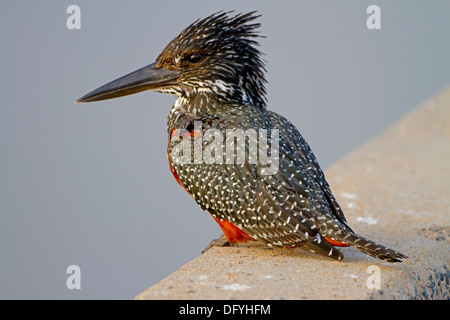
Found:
77,11 -> 267,108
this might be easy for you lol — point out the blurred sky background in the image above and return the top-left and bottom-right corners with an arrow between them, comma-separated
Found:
1,1 -> 449,299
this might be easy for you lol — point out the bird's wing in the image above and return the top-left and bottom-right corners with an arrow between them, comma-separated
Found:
267,110 -> 352,230
168,105 -> 349,259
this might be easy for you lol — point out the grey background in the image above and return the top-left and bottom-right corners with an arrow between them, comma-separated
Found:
1,1 -> 449,299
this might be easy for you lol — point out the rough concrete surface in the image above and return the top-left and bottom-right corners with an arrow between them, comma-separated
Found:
136,86 -> 450,300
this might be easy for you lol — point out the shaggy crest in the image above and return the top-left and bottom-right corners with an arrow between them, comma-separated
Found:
156,11 -> 267,108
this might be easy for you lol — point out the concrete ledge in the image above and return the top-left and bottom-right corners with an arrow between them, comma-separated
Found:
135,86 -> 450,300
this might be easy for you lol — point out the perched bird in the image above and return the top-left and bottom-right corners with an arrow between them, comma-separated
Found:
77,11 -> 407,262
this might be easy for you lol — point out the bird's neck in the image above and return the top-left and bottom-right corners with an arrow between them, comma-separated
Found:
166,93 -> 223,132
165,89 -> 265,134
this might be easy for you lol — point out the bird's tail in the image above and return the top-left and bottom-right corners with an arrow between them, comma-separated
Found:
340,232 -> 408,263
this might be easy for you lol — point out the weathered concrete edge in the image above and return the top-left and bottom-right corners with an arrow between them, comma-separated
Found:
135,86 -> 450,300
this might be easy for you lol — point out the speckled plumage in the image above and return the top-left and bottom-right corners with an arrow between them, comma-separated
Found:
163,12 -> 407,262
78,11 -> 407,262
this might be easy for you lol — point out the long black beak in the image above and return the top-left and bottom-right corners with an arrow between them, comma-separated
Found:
76,62 -> 182,103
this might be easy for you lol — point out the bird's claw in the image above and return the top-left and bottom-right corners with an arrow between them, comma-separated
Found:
201,234 -> 235,253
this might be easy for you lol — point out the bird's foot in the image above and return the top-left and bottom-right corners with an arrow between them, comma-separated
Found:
201,234 -> 235,253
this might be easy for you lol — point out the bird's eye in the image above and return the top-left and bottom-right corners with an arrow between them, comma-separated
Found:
186,53 -> 202,64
